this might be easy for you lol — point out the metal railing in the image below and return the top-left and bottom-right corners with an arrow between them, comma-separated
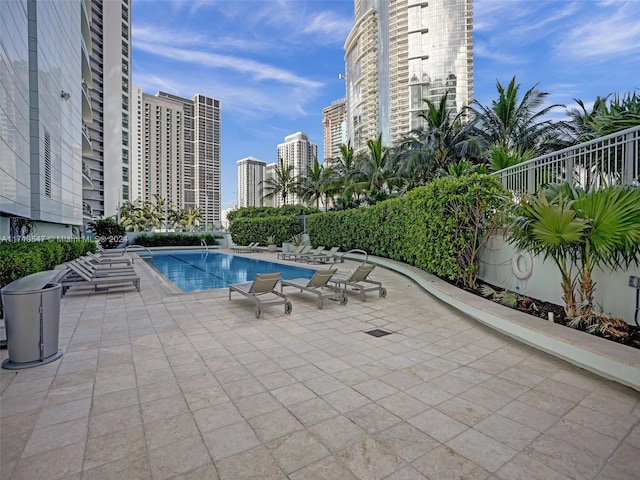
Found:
492,125 -> 640,195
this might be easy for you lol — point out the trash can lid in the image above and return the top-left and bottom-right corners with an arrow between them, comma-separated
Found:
1,270 -> 62,294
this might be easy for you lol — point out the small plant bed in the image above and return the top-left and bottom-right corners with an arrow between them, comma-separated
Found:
464,280 -> 640,350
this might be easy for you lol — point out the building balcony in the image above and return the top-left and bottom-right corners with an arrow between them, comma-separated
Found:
81,37 -> 93,89
81,81 -> 93,123
82,160 -> 93,189
81,0 -> 92,54
82,123 -> 93,155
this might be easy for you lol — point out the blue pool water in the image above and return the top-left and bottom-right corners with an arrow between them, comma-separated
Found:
143,251 -> 315,291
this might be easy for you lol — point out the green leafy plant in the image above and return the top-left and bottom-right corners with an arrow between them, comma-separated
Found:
88,218 -> 126,249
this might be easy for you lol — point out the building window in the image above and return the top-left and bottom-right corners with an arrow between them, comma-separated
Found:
44,129 -> 52,197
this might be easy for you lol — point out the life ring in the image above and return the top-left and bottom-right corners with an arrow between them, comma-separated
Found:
511,251 -> 533,280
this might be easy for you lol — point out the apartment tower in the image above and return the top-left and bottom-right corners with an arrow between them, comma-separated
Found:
344,0 -> 473,153
130,90 -> 222,227
0,0 -> 88,237
275,132 -> 318,207
237,157 -> 267,208
82,0 -> 132,224
322,99 -> 348,166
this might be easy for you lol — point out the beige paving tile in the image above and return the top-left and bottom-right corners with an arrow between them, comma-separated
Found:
346,402 -> 402,434
408,408 -> 468,443
377,391 -> 430,420
474,413 -> 540,450
497,400 -> 560,432
140,393 -> 189,424
412,445 -> 489,480
287,396 -> 339,426
148,435 -> 212,480
374,422 -> 439,462
495,452 -> 571,480
309,415 -> 368,452
248,408 -> 304,442
525,434 -> 604,480
436,396 -> 492,427
144,412 -> 200,450
215,446 -> 284,480
447,428 -> 519,472
80,454 -> 153,480
84,424 -> 146,470
338,437 -> 403,480
10,442 -> 85,480
202,420 -> 261,460
23,417 -> 88,457
546,418 -> 620,460
288,455 -> 358,480
267,429 -> 330,474
322,386 -> 372,413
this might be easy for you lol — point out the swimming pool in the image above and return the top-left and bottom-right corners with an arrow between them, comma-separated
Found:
143,251 -> 315,291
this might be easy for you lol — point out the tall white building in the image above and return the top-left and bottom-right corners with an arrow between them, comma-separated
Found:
237,157 -> 266,208
130,90 -> 222,226
1,0 -> 88,237
344,0 -> 473,153
275,132 -> 318,207
322,99 -> 348,166
82,0 -> 132,223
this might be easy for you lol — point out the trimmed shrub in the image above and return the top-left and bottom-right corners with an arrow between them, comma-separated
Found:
88,218 -> 126,249
308,175 -> 507,288
227,205 -> 318,222
229,216 -> 302,246
132,233 -> 221,247
0,239 -> 96,297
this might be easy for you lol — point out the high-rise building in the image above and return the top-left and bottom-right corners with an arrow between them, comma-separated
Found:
130,88 -> 185,210
1,0 -> 88,237
344,0 -> 473,153
237,157 -> 266,208
82,0 -> 132,224
130,90 -> 222,226
275,132 -> 318,207
322,99 -> 348,166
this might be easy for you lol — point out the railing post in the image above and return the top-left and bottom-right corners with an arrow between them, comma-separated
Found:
564,153 -> 574,185
527,163 -> 535,194
623,132 -> 637,185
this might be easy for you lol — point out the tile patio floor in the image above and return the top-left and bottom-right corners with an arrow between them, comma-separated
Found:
1,252 -> 639,480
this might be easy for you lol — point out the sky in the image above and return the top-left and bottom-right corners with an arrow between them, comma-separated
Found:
131,0 -> 640,210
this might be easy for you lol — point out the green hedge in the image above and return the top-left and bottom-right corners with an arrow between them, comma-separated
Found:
229,216 -> 302,246
308,175 -> 507,287
0,239 -> 96,290
227,205 -> 318,222
132,233 -> 221,247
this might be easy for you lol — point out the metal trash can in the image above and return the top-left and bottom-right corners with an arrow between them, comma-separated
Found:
1,270 -> 63,369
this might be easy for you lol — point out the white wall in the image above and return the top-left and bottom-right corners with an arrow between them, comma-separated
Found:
479,235 -> 640,325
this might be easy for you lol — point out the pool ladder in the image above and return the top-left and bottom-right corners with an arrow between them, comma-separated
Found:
201,239 -> 209,251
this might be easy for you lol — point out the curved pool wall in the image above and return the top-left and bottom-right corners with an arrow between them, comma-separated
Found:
345,252 -> 640,392
143,251 -> 315,292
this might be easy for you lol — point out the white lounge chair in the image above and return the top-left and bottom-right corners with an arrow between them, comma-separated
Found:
281,269 -> 347,309
229,272 -> 292,318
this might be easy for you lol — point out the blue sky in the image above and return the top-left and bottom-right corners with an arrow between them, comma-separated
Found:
132,0 -> 640,209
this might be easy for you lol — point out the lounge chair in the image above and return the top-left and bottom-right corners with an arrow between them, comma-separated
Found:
87,251 -> 132,265
293,246 -> 325,262
229,272 -> 292,318
231,242 -> 259,253
77,256 -> 136,275
281,269 -> 347,309
278,245 -> 310,260
329,262 -> 387,301
60,260 -> 140,295
301,246 -> 340,264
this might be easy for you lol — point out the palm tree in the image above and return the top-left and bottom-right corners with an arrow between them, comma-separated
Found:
182,207 -> 203,231
507,183 -> 640,318
353,134 -> 399,203
507,191 -> 585,317
261,158 -> 297,205
297,157 -> 331,210
469,76 -> 568,157
567,91 -> 640,142
330,142 -> 361,197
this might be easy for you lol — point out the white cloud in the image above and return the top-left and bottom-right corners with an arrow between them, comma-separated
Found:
134,41 -> 323,89
474,42 -> 523,64
557,2 -> 640,60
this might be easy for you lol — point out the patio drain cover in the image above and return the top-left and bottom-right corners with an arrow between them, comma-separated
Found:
365,329 -> 392,337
